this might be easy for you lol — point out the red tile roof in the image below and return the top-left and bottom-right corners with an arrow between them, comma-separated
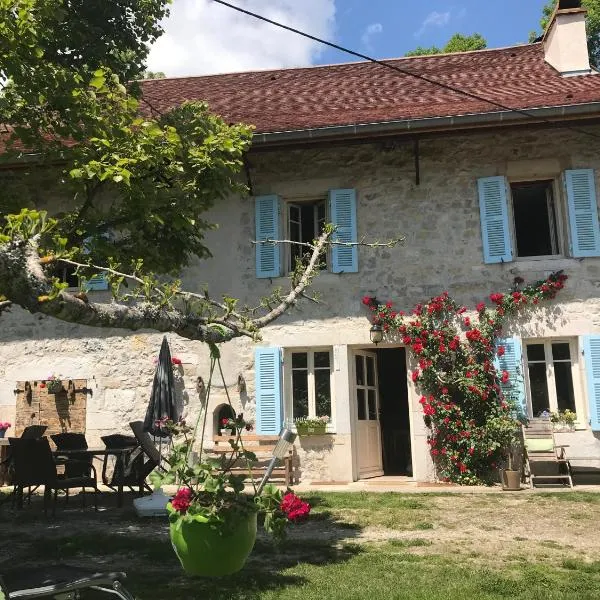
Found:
139,43 -> 600,135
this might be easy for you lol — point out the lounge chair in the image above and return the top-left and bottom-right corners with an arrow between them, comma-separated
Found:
9,437 -> 98,514
523,419 -> 573,488
0,566 -> 134,599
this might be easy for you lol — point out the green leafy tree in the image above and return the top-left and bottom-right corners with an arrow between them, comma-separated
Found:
405,33 -> 487,57
0,1 -> 399,342
533,0 -> 599,66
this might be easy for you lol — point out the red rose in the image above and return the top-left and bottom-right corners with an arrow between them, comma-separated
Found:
501,370 -> 510,384
411,370 -> 420,382
489,293 -> 504,305
476,302 -> 485,312
171,357 -> 182,365
362,296 -> 373,306
497,345 -> 505,357
171,487 -> 193,514
463,317 -> 471,327
441,387 -> 449,395
221,417 -> 230,426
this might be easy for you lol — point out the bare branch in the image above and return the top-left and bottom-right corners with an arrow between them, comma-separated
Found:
253,236 -> 404,249
0,300 -> 11,314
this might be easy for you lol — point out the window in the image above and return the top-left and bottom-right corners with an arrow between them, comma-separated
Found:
287,349 -> 333,421
524,340 -> 581,419
511,181 -> 560,258
287,200 -> 327,272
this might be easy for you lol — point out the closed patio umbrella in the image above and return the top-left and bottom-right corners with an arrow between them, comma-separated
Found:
143,336 -> 176,439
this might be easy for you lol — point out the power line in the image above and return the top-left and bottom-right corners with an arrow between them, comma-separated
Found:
211,0 -> 600,141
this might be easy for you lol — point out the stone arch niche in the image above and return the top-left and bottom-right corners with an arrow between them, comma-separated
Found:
14,379 -> 88,436
214,403 -> 236,435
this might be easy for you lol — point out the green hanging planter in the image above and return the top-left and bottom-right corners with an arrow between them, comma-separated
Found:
169,510 -> 257,577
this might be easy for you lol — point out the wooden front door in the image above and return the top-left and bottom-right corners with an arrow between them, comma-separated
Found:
354,351 -> 383,478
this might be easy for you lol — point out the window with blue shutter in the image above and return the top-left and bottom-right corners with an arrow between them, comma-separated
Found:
255,347 -> 282,435
478,177 -> 512,264
583,335 -> 600,431
565,169 -> 600,257
329,188 -> 358,273
255,195 -> 280,278
495,337 -> 526,417
83,274 -> 109,292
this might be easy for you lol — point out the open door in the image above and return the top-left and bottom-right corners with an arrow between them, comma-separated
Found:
354,350 -> 383,478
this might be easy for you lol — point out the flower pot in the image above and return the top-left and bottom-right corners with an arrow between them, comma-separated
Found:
170,510 -> 257,577
220,429 -> 234,437
0,430 -> 5,439
296,424 -> 327,436
46,380 -> 63,394
501,469 -> 522,491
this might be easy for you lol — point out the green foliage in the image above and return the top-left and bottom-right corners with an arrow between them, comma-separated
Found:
405,33 -> 487,57
535,0 -> 599,65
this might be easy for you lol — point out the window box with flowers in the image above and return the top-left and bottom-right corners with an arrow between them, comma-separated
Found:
548,410 -> 577,432
295,417 -> 330,436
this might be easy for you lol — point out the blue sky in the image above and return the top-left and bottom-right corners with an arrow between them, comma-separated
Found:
148,1 -> 552,77
318,1 -> 550,64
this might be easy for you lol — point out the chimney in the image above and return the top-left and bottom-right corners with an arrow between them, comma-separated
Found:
543,0 -> 592,76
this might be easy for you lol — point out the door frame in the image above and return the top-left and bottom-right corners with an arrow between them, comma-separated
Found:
350,344 -> 416,481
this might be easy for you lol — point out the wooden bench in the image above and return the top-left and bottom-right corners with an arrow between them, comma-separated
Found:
209,434 -> 297,486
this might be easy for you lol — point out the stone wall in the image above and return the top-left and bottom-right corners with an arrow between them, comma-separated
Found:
2,125 -> 600,482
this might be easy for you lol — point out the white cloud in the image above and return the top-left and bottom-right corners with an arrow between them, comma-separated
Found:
361,22 -> 383,52
415,10 -> 451,38
146,0 -> 336,77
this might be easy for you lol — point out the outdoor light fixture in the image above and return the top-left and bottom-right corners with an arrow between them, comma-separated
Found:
257,427 -> 297,494
370,323 -> 384,345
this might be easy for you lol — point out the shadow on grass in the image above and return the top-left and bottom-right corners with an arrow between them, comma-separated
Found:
0,491 -> 364,600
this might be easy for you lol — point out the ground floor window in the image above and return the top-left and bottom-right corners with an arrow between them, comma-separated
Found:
524,339 -> 580,419
287,349 -> 333,420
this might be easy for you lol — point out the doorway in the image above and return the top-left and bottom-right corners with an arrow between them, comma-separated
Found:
376,348 -> 412,476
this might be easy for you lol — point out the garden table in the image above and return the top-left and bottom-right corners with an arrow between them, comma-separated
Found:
52,447 -> 133,507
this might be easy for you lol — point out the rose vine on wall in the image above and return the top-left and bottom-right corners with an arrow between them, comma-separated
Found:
362,271 -> 568,484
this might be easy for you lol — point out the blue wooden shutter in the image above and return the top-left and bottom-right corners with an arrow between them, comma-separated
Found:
495,337 -> 526,417
84,274 -> 109,291
255,195 -> 280,278
565,169 -> 600,257
255,347 -> 282,435
329,188 -> 358,273
478,177 -> 512,264
583,335 -> 600,431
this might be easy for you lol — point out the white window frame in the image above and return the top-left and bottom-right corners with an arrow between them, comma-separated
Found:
284,197 -> 328,273
523,338 -> 586,428
508,178 -> 567,261
283,347 -> 335,431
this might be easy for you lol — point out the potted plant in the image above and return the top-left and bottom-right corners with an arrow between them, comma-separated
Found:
551,410 -> 577,432
150,415 -> 310,577
295,416 -> 329,436
488,413 -> 523,491
42,374 -> 64,394
219,417 -> 237,437
0,422 -> 10,439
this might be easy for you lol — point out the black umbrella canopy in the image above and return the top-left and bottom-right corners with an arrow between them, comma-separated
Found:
143,336 -> 177,438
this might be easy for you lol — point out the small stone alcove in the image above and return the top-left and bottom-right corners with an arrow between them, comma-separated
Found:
214,403 -> 236,435
14,379 -> 88,436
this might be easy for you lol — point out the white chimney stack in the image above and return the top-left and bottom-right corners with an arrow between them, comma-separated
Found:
543,0 -> 592,76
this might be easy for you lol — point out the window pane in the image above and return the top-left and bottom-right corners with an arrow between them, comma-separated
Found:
314,352 -> 330,369
368,390 -> 377,420
511,181 -> 558,257
292,353 -> 307,369
355,356 -> 364,386
366,356 -> 375,387
554,362 -> 576,413
357,388 -> 366,420
315,370 -> 331,417
527,344 -> 546,362
528,363 -> 550,416
301,204 -> 315,243
552,343 -> 571,361
289,205 -> 300,222
292,370 -> 309,418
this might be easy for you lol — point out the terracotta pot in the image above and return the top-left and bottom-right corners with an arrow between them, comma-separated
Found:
501,469 -> 522,491
170,510 -> 257,577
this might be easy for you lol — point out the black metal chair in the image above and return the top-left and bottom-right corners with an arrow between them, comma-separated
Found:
20,426 -> 47,440
9,437 -> 98,515
1,566 -> 134,599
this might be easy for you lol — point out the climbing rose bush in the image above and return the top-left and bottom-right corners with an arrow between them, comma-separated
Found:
363,271 -> 568,484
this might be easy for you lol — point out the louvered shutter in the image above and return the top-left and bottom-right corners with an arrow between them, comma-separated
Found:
478,177 -> 512,264
329,189 -> 358,273
255,195 -> 280,278
565,169 -> 600,257
255,347 -> 282,435
495,337 -> 526,417
583,335 -> 600,431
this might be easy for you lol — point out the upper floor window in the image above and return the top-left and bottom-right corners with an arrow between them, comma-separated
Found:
511,180 -> 561,258
288,199 -> 327,272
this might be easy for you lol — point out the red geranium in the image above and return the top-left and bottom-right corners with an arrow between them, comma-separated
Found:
280,492 -> 311,522
171,487 -> 193,514
171,357 -> 182,365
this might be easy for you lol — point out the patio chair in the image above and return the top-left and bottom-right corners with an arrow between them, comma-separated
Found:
9,437 -> 98,515
129,420 -> 167,483
523,419 -> 573,488
0,566 -> 134,599
20,426 -> 47,440
100,433 -> 143,498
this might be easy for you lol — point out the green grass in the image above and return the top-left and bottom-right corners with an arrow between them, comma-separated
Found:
3,491 -> 600,599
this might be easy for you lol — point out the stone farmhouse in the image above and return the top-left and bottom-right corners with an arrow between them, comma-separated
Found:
3,1 -> 600,483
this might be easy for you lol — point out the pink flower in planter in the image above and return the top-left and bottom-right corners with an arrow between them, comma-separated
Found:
0,422 -> 11,431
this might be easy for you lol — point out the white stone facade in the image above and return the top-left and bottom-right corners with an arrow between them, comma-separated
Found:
2,125 -> 600,483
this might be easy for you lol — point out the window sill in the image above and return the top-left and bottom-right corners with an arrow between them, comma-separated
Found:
507,257 -> 576,270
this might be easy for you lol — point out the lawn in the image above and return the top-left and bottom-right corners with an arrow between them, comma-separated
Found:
2,491 -> 600,599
